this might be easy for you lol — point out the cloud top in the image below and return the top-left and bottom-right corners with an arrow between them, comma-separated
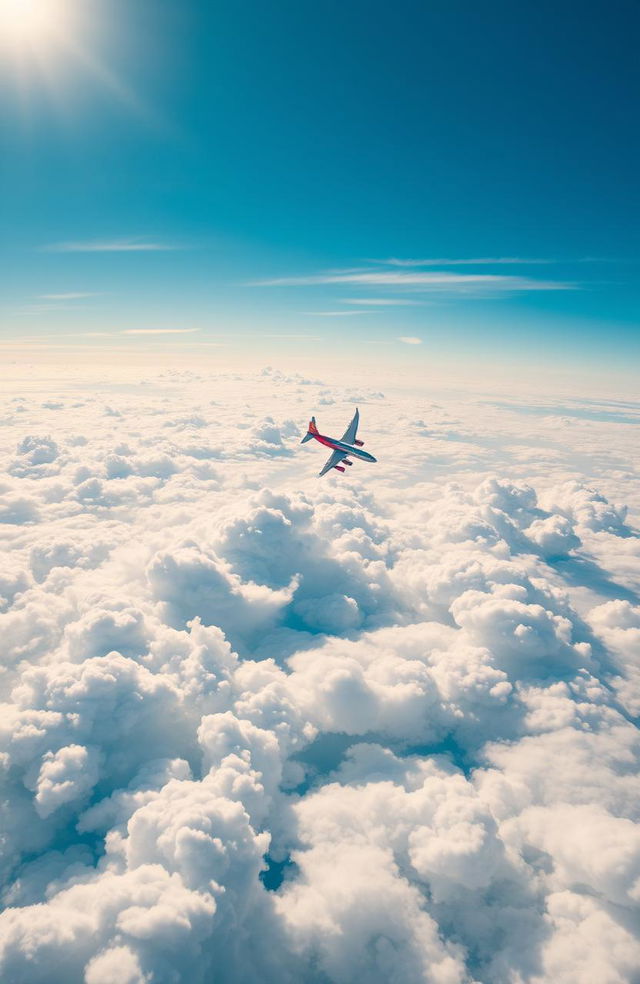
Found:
0,368 -> 637,984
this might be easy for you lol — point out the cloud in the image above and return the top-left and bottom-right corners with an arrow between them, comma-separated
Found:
343,298 -> 424,306
42,239 -> 181,253
37,293 -> 99,301
376,257 -> 555,266
262,333 -> 322,340
298,310 -> 378,317
121,329 -> 199,336
250,270 -> 573,292
0,367 -> 638,983
32,744 -> 102,819
398,336 -> 423,345
376,257 -> 621,267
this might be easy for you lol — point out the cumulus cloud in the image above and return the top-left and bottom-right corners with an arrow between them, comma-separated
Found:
32,744 -> 102,818
0,365 -> 638,983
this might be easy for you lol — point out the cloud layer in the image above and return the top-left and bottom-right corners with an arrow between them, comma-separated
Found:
0,365 -> 638,983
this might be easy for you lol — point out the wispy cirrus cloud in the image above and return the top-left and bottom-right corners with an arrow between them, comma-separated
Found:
122,328 -> 199,335
262,333 -> 322,340
298,310 -> 378,317
343,297 -> 424,306
398,336 -> 423,344
38,293 -> 99,301
43,238 -> 183,253
376,257 -> 554,266
250,270 -> 574,292
378,256 -> 624,266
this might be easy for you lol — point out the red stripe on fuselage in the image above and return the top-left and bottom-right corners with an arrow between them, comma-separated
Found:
313,433 -> 340,450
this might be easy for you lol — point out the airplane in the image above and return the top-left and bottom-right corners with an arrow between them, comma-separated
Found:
300,408 -> 377,476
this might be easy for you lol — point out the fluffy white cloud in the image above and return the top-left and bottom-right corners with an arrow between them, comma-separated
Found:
32,744 -> 102,818
0,365 -> 638,983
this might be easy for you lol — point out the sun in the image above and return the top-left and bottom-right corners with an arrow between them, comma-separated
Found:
0,0 -> 69,51
1,0 -> 145,120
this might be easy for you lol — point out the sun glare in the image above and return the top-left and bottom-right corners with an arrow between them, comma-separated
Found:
1,0 -> 147,121
0,0 -> 68,50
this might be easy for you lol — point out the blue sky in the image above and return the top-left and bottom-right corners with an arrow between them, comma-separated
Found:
1,0 -> 639,368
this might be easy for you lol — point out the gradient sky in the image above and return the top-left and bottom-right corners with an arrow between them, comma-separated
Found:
1,0 -> 639,369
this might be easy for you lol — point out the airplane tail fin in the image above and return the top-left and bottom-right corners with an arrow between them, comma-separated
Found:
300,416 -> 318,443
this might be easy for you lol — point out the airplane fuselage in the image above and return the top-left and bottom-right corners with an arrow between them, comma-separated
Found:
311,432 -> 377,463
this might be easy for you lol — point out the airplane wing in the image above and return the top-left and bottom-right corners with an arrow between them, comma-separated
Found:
340,407 -> 359,445
319,448 -> 347,477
